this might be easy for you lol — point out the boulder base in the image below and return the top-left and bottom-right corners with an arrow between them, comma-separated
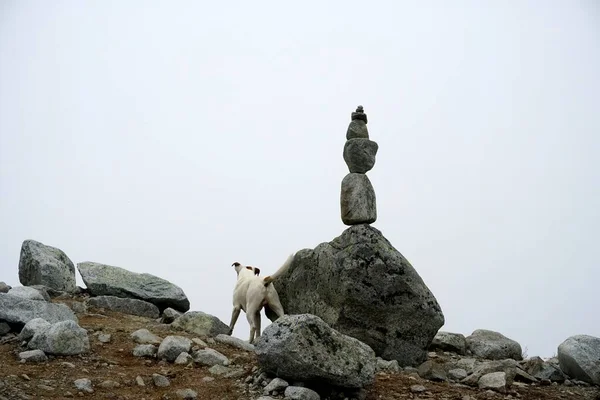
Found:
558,335 -> 600,385
274,225 -> 444,366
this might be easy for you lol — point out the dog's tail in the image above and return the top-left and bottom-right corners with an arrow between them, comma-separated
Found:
263,253 -> 295,286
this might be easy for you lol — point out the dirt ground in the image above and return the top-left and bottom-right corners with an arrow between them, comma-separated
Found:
0,298 -> 598,400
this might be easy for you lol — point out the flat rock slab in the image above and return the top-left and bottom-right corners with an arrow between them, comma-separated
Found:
85,295 -> 160,318
466,329 -> 522,361
558,335 -> 600,385
0,293 -> 77,326
340,173 -> 377,225
19,240 -> 76,293
274,225 -> 444,367
343,138 -> 378,173
430,331 -> 467,355
255,314 -> 376,389
77,262 -> 189,312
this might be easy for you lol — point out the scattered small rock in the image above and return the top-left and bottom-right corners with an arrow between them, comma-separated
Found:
74,378 -> 93,393
284,386 -> 320,400
410,384 -> 427,393
193,348 -> 229,366
152,373 -> 170,387
135,376 -> 145,386
264,377 -> 289,394
478,371 -> 507,392
133,344 -> 157,358
131,328 -> 162,344
174,352 -> 193,365
175,388 -> 198,399
19,349 -> 48,362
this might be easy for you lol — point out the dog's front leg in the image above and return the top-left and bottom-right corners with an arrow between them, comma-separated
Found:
228,306 -> 241,335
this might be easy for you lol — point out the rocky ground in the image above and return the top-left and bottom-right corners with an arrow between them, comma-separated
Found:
0,297 -> 598,400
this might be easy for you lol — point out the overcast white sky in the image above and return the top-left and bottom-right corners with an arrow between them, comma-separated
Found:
1,1 -> 598,358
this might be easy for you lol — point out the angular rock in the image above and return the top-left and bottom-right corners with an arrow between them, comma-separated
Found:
133,344 -> 157,358
19,349 -> 48,362
0,293 -> 77,325
18,240 -> 76,292
170,311 -> 229,337
448,368 -> 468,381
157,335 -> 192,362
275,225 -> 444,366
558,335 -> 600,385
430,331 -> 467,355
340,173 -> 377,225
461,359 -> 517,386
19,318 -> 51,341
0,282 -> 11,293
454,357 -> 476,373
98,380 -> 120,389
215,333 -> 255,351
514,367 -> 538,383
7,286 -> 47,301
264,377 -> 289,394
161,307 -> 182,324
466,330 -> 522,361
376,358 -> 400,373
343,139 -> 378,174
131,328 -> 162,344
0,321 -> 10,336
522,356 -> 565,383
417,360 -> 447,381
176,389 -> 198,399
28,320 -> 89,355
174,352 -> 193,365
96,332 -> 111,343
85,295 -> 159,318
255,314 -> 376,388
346,120 -> 369,140
193,348 -> 229,366
284,386 -> 320,400
77,261 -> 189,312
74,378 -> 93,393
478,371 -> 507,392
152,373 -> 170,387
208,364 -> 230,375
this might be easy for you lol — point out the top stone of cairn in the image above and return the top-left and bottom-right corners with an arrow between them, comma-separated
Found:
346,105 -> 369,140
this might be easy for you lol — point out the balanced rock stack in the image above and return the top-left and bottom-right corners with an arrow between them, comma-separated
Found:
341,105 -> 379,225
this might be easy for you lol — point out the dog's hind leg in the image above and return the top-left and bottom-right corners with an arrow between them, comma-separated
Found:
254,311 -> 262,341
228,306 -> 241,335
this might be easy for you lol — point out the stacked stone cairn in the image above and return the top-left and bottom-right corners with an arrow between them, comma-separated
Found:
341,105 -> 379,225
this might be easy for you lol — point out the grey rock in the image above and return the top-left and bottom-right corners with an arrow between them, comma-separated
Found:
0,293 -> 77,325
461,359 -> 517,386
340,173 -> 377,225
522,356 -> 565,382
0,322 -> 10,336
28,320 -> 89,355
454,357 -> 476,373
96,333 -> 111,343
74,378 -> 93,393
77,261 -> 189,312
478,371 -> 507,392
208,364 -> 230,375
192,337 -> 208,347
215,333 -> 255,351
0,282 -> 11,293
29,285 -> 64,299
448,368 -> 468,381
19,349 -> 47,362
264,377 -> 289,394
514,367 -> 538,383
175,388 -> 198,399
417,360 -> 447,381
152,373 -> 170,387
19,318 -> 51,341
133,344 -> 158,358
135,376 -> 145,386
170,311 -> 229,337
284,386 -> 320,400
98,380 -> 120,389
157,335 -> 192,362
131,328 -> 162,344
376,357 -> 401,373
161,307 -> 182,324
174,352 -> 193,365
193,348 -> 229,366
274,225 -> 444,366
343,139 -> 378,174
410,384 -> 427,393
69,301 -> 87,314
255,314 -> 376,388
346,120 -> 369,140
85,295 -> 160,318
557,335 -> 600,385
8,286 -> 47,301
19,240 -> 76,292
466,329 -> 522,360
430,331 -> 467,355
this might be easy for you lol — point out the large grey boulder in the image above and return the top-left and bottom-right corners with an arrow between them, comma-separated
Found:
170,311 -> 229,337
340,173 -> 377,225
557,335 -> 600,385
522,356 -> 565,383
19,318 -> 51,341
0,293 -> 77,325
18,240 -> 76,293
85,295 -> 160,318
77,262 -> 189,312
430,331 -> 467,355
466,329 -> 522,361
275,225 -> 444,366
343,139 -> 378,174
255,314 -> 376,389
28,320 -> 90,355
7,286 -> 47,301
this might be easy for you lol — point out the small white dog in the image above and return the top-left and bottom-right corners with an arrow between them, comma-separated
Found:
229,253 -> 294,343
